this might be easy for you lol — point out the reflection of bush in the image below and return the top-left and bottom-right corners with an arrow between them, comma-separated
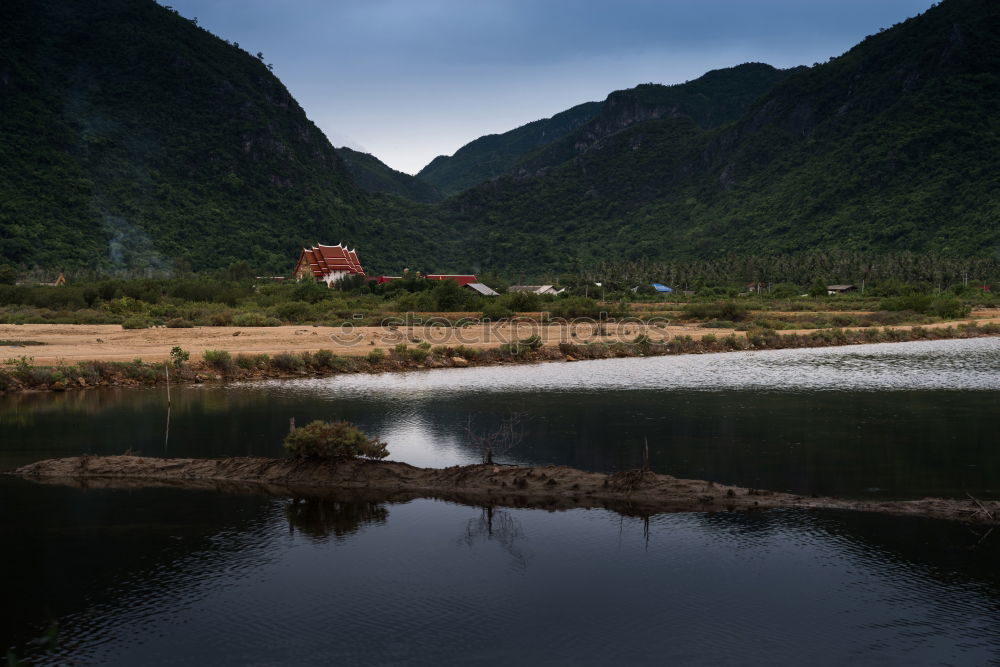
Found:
285,498 -> 389,541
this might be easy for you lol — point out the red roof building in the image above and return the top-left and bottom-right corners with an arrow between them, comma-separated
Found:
424,274 -> 478,286
293,243 -> 365,285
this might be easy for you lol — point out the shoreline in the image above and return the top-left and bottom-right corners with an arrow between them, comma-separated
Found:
11,455 -> 1000,525
1,321 -> 998,394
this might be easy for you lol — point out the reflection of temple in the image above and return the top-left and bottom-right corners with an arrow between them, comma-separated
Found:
292,243 -> 365,286
285,498 -> 388,541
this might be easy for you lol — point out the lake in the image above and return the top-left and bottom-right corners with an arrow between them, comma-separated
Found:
3,338 -> 999,663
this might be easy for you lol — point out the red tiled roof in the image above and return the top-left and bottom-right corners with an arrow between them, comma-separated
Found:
425,274 -> 477,286
296,243 -> 365,280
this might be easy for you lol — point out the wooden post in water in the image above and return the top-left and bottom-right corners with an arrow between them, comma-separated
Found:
643,437 -> 650,472
164,362 -> 172,451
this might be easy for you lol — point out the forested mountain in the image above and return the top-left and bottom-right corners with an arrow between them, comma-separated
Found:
514,63 -> 796,177
335,147 -> 442,203
417,101 -> 601,197
438,0 -> 1000,273
1,0 -> 997,278
0,0 -> 449,274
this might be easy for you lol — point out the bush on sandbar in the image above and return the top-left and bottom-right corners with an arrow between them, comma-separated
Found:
283,420 -> 389,460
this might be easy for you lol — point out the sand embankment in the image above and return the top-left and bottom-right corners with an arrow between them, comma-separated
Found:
12,455 -> 999,525
2,310 -> 999,366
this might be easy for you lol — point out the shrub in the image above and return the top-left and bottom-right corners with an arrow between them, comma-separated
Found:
236,352 -> 269,370
233,312 -> 282,327
209,311 -> 234,326
930,297 -> 969,319
121,315 -> 150,329
701,320 -> 736,329
365,347 -> 386,363
3,355 -> 34,381
271,352 -> 305,371
682,301 -> 748,322
312,349 -> 336,369
549,296 -> 602,319
202,349 -> 234,373
283,420 -> 389,460
480,301 -> 514,320
270,300 -> 313,322
165,317 -> 194,328
170,346 -> 190,367
115,359 -> 156,382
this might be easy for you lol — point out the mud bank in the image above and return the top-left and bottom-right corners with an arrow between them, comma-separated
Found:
12,456 -> 999,525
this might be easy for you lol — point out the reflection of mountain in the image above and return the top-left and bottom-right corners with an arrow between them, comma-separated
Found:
686,508 -> 1000,599
7,476 -> 1000,663
285,498 -> 389,542
1,479 -> 276,661
3,378 -> 997,498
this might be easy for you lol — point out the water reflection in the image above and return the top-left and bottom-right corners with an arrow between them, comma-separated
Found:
4,477 -> 1000,665
2,338 -> 998,498
462,506 -> 528,571
285,497 -> 389,542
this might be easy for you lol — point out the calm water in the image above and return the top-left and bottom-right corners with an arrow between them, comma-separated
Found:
2,337 -> 998,498
3,480 -> 1000,665
3,338 -> 1000,663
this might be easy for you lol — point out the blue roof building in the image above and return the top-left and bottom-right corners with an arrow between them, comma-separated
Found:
651,283 -> 673,293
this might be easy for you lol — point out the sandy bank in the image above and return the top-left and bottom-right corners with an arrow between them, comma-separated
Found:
3,311 -> 998,366
12,456 -> 999,525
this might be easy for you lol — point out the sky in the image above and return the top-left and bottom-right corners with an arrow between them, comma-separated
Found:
163,0 -> 935,175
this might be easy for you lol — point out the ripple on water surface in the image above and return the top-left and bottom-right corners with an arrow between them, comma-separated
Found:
256,337 -> 1000,397
9,488 -> 999,666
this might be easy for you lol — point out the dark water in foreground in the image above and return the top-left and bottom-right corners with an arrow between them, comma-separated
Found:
2,338 -> 999,663
3,479 -> 1000,666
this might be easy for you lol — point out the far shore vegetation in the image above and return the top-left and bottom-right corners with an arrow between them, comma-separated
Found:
0,252 -> 996,330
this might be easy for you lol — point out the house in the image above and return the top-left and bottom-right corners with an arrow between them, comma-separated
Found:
826,284 -> 856,295
651,283 -> 673,293
293,243 -> 365,286
466,283 -> 500,297
38,273 -> 66,287
425,274 -> 478,286
509,285 -> 560,295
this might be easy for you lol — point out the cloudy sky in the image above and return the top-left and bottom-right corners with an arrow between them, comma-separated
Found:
164,0 -> 934,175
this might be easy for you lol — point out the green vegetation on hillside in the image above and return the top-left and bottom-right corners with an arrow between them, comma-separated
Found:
1,0 -> 998,280
417,101 -> 601,196
335,147 -> 442,203
436,0 -> 1000,273
0,0 -> 455,274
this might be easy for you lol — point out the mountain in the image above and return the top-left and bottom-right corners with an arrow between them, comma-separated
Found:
415,64 -> 791,197
438,0 -> 1000,273
335,147 -> 442,203
514,63 -> 797,176
417,101 -> 601,197
2,0 -> 996,278
0,0 -> 450,273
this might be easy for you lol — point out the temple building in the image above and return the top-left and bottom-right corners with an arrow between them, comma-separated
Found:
293,243 -> 365,286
